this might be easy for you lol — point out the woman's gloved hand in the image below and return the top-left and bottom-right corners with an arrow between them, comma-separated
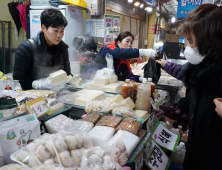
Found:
153,105 -> 189,123
139,49 -> 157,58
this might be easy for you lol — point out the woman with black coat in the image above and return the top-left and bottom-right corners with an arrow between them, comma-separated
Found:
154,4 -> 222,170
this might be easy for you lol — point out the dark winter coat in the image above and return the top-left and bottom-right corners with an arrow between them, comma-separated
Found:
175,58 -> 222,170
163,62 -> 184,80
13,31 -> 71,90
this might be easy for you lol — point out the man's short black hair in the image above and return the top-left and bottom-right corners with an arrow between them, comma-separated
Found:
41,8 -> 68,29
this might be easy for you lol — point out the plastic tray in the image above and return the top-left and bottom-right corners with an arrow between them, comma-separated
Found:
42,106 -> 71,122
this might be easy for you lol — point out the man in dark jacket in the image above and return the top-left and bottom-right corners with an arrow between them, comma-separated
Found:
13,8 -> 71,90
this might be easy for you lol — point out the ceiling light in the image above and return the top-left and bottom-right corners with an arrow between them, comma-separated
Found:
134,1 -> 140,6
140,4 -> 144,8
128,0 -> 133,2
145,7 -> 152,12
171,16 -> 176,23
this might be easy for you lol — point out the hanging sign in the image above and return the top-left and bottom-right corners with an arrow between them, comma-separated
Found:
177,0 -> 202,18
112,16 -> 120,31
147,139 -> 170,170
152,121 -> 180,151
104,15 -> 113,29
104,31 -> 113,45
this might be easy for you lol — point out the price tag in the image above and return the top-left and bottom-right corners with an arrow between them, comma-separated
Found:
104,15 -> 113,28
152,121 -> 180,151
147,139 -> 170,170
135,148 -> 143,170
113,31 -> 120,40
26,97 -> 51,120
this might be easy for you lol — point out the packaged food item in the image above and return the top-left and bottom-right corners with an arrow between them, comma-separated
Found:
121,79 -> 134,100
112,106 -> 138,119
138,129 -> 147,142
0,164 -> 28,170
81,147 -> 122,170
67,120 -> 94,133
170,142 -> 186,165
88,126 -> 115,147
115,119 -> 141,136
50,131 -> 93,169
31,164 -> 63,170
135,78 -> 151,111
121,97 -> 135,110
106,138 -> 128,166
81,114 -> 102,125
0,80 -> 22,90
95,116 -> 122,128
45,115 -> 74,134
49,103 -> 66,115
134,110 -> 149,120
85,100 -> 108,114
108,130 -> 140,157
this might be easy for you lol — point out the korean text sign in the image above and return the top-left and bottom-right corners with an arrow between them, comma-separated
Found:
147,140 -> 170,170
152,121 -> 180,151
177,0 -> 202,18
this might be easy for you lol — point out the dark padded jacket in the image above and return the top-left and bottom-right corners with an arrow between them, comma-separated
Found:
174,58 -> 222,170
13,31 -> 71,90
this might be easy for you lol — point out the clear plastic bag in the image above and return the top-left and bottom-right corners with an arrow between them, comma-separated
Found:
67,120 -> 94,133
105,138 -> 128,166
108,130 -> 140,157
93,54 -> 118,85
112,106 -> 138,119
30,164 -> 63,170
95,116 -> 122,128
81,147 -> 122,170
50,131 -> 93,169
115,119 -> 142,136
88,126 -> 115,147
32,75 -> 70,92
85,100 -> 106,114
81,114 -> 102,125
45,115 -> 74,134
0,80 -> 22,90
49,103 -> 66,115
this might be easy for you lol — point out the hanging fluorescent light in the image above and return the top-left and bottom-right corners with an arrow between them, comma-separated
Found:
128,0 -> 133,2
171,16 -> 176,23
140,3 -> 144,8
134,1 -> 140,6
145,7 -> 152,12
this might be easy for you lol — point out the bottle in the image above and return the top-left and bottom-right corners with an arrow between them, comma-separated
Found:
148,78 -> 155,100
170,142 -> 186,165
135,78 -> 151,111
178,125 -> 184,136
130,77 -> 138,102
121,79 -> 134,100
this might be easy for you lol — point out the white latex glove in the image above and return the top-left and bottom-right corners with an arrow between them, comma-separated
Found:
32,76 -> 67,92
139,49 -> 157,58
68,75 -> 82,87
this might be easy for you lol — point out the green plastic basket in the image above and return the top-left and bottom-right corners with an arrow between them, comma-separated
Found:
43,106 -> 71,122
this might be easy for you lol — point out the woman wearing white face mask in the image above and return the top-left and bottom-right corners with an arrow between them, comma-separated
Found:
154,4 -> 222,170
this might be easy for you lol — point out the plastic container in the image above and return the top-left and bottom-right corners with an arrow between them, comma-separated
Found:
121,79 -> 134,100
130,77 -> 138,102
135,78 -> 151,111
148,78 -> 155,100
70,61 -> 81,76
30,0 -> 50,6
170,142 -> 186,165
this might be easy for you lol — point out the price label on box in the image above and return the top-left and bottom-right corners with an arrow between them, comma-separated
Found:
135,148 -> 144,170
26,97 -> 51,120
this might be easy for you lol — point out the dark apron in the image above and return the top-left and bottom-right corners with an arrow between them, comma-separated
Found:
28,39 -> 64,80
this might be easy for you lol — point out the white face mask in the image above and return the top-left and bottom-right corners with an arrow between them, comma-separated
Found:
184,46 -> 205,65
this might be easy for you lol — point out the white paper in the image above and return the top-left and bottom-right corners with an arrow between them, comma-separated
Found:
85,19 -> 104,37
30,100 -> 49,118
147,140 -> 169,170
104,31 -> 113,45
104,15 -> 113,28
